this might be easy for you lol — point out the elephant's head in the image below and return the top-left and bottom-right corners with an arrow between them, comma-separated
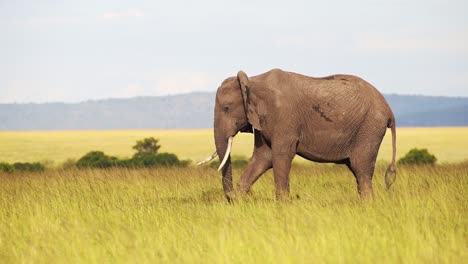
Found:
198,71 -> 253,200
215,71 -> 254,199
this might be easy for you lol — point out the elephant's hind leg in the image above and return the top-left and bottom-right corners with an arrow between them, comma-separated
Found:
348,121 -> 387,199
347,138 -> 383,199
271,136 -> 298,200
347,155 -> 376,199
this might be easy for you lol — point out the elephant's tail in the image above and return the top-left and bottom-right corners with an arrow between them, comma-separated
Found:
385,118 -> 397,189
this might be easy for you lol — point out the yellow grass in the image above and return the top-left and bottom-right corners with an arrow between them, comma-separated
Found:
0,164 -> 466,263
0,127 -> 467,165
0,128 -> 467,263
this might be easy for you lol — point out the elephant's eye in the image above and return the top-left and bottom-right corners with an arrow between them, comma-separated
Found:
223,106 -> 230,113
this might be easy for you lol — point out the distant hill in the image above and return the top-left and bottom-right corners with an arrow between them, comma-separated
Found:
0,93 -> 467,130
384,94 -> 468,126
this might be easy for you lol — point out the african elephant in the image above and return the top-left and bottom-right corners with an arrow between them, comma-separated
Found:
199,69 -> 396,201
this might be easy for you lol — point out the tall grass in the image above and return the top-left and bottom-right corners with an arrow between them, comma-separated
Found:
0,163 -> 466,263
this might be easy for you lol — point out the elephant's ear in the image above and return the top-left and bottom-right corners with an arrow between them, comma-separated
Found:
237,70 -> 263,131
237,70 -> 249,105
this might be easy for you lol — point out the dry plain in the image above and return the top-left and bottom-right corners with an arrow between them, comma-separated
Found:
0,127 -> 467,164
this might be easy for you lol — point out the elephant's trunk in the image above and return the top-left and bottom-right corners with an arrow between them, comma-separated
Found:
214,130 -> 234,201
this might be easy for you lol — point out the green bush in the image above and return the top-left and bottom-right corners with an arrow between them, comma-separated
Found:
71,138 -> 188,170
13,162 -> 45,172
0,162 -> 15,173
129,153 -> 159,167
398,148 -> 437,165
76,151 -> 119,169
154,153 -> 181,166
115,158 -> 134,168
0,162 -> 45,173
129,152 -> 188,168
61,158 -> 77,170
157,153 -> 190,167
177,159 -> 191,167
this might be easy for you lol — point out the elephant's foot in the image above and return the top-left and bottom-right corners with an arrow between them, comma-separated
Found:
224,185 -> 258,203
357,184 -> 374,201
225,190 -> 237,203
236,184 -> 251,195
275,190 -> 291,201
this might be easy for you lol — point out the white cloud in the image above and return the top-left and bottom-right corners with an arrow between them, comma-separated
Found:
0,79 -> 75,103
153,71 -> 217,95
101,71 -> 218,100
272,34 -> 309,47
23,16 -> 81,26
112,84 -> 148,99
355,32 -> 468,55
100,9 -> 144,21
18,8 -> 145,27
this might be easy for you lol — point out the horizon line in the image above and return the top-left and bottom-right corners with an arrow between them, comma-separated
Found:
1,91 -> 467,105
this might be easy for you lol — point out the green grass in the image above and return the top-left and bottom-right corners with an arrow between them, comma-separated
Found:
0,163 -> 466,263
0,128 -> 467,262
0,127 -> 467,164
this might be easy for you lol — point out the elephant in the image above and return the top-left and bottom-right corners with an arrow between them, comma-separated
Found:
198,69 -> 396,201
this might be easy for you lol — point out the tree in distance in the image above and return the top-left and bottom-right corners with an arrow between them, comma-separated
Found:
75,138 -> 188,169
133,137 -> 161,155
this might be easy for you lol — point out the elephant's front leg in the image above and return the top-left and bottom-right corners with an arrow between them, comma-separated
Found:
237,131 -> 272,194
271,137 -> 297,200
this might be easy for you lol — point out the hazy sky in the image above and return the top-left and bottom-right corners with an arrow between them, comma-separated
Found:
1,0 -> 467,103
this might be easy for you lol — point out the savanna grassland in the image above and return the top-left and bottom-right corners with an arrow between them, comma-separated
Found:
0,128 -> 467,263
1,127 -> 467,164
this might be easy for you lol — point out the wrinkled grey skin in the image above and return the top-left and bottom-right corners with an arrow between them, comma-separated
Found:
213,69 -> 396,201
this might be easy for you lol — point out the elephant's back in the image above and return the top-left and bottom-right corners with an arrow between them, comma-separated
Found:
327,74 -> 395,122
295,75 -> 372,124
288,72 -> 391,118
258,69 -> 393,125
316,74 -> 391,110
288,72 -> 391,161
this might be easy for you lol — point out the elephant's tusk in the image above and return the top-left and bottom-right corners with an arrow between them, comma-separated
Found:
218,136 -> 233,171
196,151 -> 218,165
